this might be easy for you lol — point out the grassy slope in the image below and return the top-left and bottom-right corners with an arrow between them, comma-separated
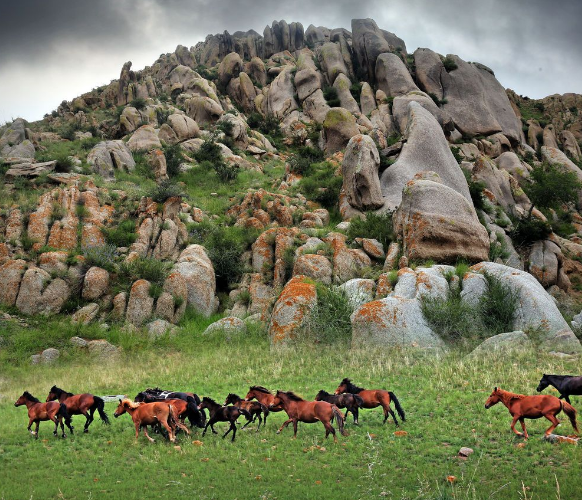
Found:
1,323 -> 582,500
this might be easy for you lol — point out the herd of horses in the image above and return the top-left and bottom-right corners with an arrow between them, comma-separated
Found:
13,374 -> 582,443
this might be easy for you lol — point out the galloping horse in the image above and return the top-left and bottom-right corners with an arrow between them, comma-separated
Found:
198,397 -> 251,442
334,378 -> 405,425
15,391 -> 72,439
135,390 -> 205,428
224,393 -> 269,430
244,386 -> 283,412
271,391 -> 347,442
113,399 -> 189,443
315,390 -> 363,425
536,374 -> 582,404
485,387 -> 579,438
46,385 -> 109,433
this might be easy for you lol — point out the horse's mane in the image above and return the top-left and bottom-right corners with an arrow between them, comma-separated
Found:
202,396 -> 219,405
544,374 -> 574,380
497,389 -> 526,401
122,398 -> 142,409
341,378 -> 364,393
23,391 -> 40,403
50,385 -> 73,397
278,391 -> 304,401
250,386 -> 271,394
316,389 -> 331,396
226,393 -> 241,401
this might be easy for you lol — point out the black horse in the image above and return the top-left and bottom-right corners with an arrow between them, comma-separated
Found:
198,397 -> 251,442
315,390 -> 364,425
537,374 -> 582,404
134,388 -> 205,428
224,393 -> 269,430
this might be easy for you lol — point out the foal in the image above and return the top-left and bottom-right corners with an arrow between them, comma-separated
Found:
113,399 -> 189,443
485,387 -> 579,438
46,385 -> 109,433
224,393 -> 269,430
198,397 -> 251,442
244,386 -> 283,412
15,391 -> 72,438
315,390 -> 363,425
271,391 -> 347,442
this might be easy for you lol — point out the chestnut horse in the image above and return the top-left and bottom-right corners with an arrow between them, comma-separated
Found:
15,391 -> 72,438
315,390 -> 364,425
224,393 -> 269,430
198,397 -> 251,442
113,399 -> 189,443
536,374 -> 582,404
485,387 -> 579,438
271,391 -> 347,442
46,385 -> 109,433
135,391 -> 205,429
244,386 -> 284,412
334,378 -> 405,425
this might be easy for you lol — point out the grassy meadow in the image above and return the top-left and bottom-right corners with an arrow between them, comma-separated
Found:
1,318 -> 582,500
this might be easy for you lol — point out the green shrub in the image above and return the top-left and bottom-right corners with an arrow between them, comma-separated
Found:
288,146 -> 324,175
163,143 -> 185,178
149,282 -> 164,299
130,98 -> 147,111
145,179 -> 185,202
347,212 -> 394,249
54,153 -> 74,173
102,219 -> 137,247
509,216 -> 552,246
323,86 -> 341,107
156,108 -> 171,125
463,169 -> 487,211
298,163 -> 342,209
349,82 -> 363,102
83,244 -> 117,272
303,283 -> 353,344
489,232 -> 511,262
247,113 -> 281,138
116,256 -> 171,287
478,272 -> 518,336
442,56 -> 458,72
421,291 -> 479,343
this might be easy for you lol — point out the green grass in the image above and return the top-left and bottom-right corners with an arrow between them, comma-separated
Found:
1,315 -> 581,500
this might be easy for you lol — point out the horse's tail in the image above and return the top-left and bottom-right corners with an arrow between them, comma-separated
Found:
561,400 -> 579,433
354,394 -> 364,407
389,392 -> 405,422
58,403 -> 72,426
93,396 -> 110,425
332,406 -> 348,436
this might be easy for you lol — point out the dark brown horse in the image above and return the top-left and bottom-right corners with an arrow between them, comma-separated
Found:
15,391 -> 72,438
224,393 -> 269,430
334,378 -> 405,425
135,390 -> 205,429
198,397 -> 251,442
244,386 -> 283,412
271,391 -> 347,442
315,390 -> 364,425
46,385 -> 109,433
113,399 -> 189,443
537,374 -> 582,404
485,387 -> 579,438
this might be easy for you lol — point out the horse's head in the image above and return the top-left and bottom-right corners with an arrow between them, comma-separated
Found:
270,391 -> 284,410
134,392 -> 147,403
315,390 -> 327,401
114,399 -> 131,418
14,392 -> 28,407
224,393 -> 238,406
46,385 -> 60,402
198,397 -> 216,411
536,374 -> 550,393
485,387 -> 501,409
334,378 -> 350,395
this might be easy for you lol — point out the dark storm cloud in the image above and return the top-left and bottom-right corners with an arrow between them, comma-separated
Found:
1,0 -> 581,122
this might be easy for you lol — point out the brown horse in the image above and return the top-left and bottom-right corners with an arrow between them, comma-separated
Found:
485,387 -> 579,438
315,390 -> 364,425
244,386 -> 284,412
46,385 -> 109,433
224,393 -> 269,430
334,378 -> 405,425
113,399 -> 189,443
271,391 -> 347,442
198,397 -> 251,442
15,391 -> 73,439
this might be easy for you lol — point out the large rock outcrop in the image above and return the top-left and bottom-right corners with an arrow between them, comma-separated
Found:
342,134 -> 383,210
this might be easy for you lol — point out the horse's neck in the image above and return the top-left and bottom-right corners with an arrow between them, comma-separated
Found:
499,390 -> 521,406
59,393 -> 71,402
547,375 -> 567,387
349,385 -> 363,394
255,393 -> 271,403
24,400 -> 40,409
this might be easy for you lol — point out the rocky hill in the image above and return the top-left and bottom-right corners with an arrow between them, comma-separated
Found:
1,18 -> 582,356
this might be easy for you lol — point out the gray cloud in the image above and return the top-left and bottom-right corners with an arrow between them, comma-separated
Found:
1,0 -> 581,122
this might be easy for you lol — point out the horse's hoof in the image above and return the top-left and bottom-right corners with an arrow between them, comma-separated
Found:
276,430 -> 281,434
84,429 -> 88,434
62,434 -> 67,438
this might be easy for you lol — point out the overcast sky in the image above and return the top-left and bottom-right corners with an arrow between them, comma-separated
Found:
1,0 -> 580,123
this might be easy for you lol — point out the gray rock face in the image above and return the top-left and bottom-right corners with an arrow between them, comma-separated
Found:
167,114 -> 200,142
303,89 -> 330,123
381,101 -> 472,210
360,83 -> 377,116
528,240 -> 561,287
466,262 -> 581,354
266,67 -> 299,119
127,126 -> 162,153
203,316 -> 247,337
333,73 -> 360,114
263,20 -> 304,58
126,279 -> 154,327
413,50 -> 521,143
2,140 -> 35,159
391,91 -> 448,133
339,279 -> 375,309
305,24 -> 327,48
469,331 -> 532,356
4,161 -> 56,181
295,67 -> 321,102
342,134 -> 383,210
185,96 -> 224,126
15,267 -> 70,316
0,118 -> 27,152
293,254 -> 333,285
71,303 -> 100,325
40,348 -> 60,364
393,174 -> 490,263
351,296 -> 446,349
375,53 -> 418,97
323,107 -> 360,153
218,52 -> 243,87
319,42 -> 349,84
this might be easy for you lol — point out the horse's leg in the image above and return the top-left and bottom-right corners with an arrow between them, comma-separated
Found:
292,419 -> 298,439
34,421 -> 40,439
143,425 -> 157,443
241,413 -> 252,429
387,406 -> 399,427
276,418 -> 293,434
52,416 -> 59,436
160,419 -> 175,442
27,418 -> 34,436
518,418 -> 528,439
82,410 -> 92,433
510,415 -> 524,437
544,413 -> 560,436
175,419 -> 190,436
323,419 -> 337,443
565,395 -> 572,404
256,413 -> 262,431
353,406 -> 359,425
